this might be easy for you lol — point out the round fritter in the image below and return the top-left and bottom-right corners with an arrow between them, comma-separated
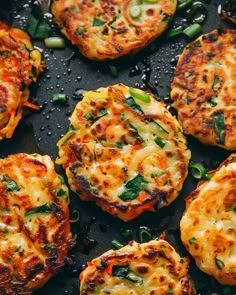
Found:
51,0 -> 177,60
180,154 -> 236,285
79,239 -> 196,295
0,22 -> 44,140
56,84 -> 190,221
0,153 -> 73,294
171,29 -> 236,150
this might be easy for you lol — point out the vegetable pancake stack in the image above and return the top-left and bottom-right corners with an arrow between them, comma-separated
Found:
0,153 -> 72,294
171,29 -> 236,150
180,154 -> 236,285
0,22 -> 44,140
57,84 -> 190,221
51,0 -> 177,60
80,239 -> 196,295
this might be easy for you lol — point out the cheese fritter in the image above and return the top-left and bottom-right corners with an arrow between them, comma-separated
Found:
79,239 -> 196,295
0,153 -> 73,294
171,29 -> 236,150
51,0 -> 177,60
56,84 -> 190,221
180,154 -> 236,285
0,22 -> 44,141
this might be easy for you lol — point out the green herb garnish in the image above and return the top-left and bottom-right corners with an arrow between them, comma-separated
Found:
213,112 -> 225,145
25,204 -> 53,217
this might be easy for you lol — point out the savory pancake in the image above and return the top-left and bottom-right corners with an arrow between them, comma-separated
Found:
0,153 -> 73,294
0,22 -> 44,141
79,239 -> 196,295
56,83 -> 190,221
51,0 -> 177,60
171,29 -> 236,150
180,154 -> 236,285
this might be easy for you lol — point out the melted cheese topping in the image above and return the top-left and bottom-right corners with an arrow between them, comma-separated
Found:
0,153 -> 72,294
51,0 -> 177,60
0,22 -> 44,140
80,240 -> 195,295
171,29 -> 236,150
180,154 -> 236,285
57,84 -> 190,221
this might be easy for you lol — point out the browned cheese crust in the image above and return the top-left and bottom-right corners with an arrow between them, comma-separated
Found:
79,239 -> 196,295
51,0 -> 177,60
56,84 -> 190,221
0,22 -> 44,141
171,29 -> 236,150
180,154 -> 236,285
0,153 -> 73,294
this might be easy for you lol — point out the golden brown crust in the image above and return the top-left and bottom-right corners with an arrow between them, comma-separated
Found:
0,22 -> 44,141
79,240 -> 196,295
56,84 -> 190,221
171,29 -> 236,150
51,0 -> 177,60
180,154 -> 236,285
0,153 -> 72,294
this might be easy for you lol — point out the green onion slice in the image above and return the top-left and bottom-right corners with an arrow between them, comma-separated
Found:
129,5 -> 142,19
177,0 -> 193,11
213,112 -> 225,145
166,26 -> 183,38
25,204 -> 53,217
112,265 -> 143,284
119,174 -> 148,201
183,23 -> 202,39
138,226 -> 152,243
44,37 -> 65,48
129,87 -> 151,103
52,93 -> 67,103
70,209 -> 80,223
215,257 -> 225,270
154,137 -> 166,148
189,162 -> 210,180
111,239 -> 124,249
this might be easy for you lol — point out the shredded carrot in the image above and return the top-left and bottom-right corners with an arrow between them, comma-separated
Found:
79,272 -> 83,281
138,191 -> 148,203
159,232 -> 166,240
157,156 -> 167,170
9,109 -> 16,116
87,261 -> 93,266
23,101 -> 40,110
9,31 -> 19,42
105,263 -> 113,275
82,137 -> 90,143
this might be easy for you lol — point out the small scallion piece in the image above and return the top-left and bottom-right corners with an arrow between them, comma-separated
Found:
93,17 -> 106,27
188,162 -> 211,180
166,26 -> 183,38
188,1 -> 207,24
215,257 -> 225,270
138,226 -> 152,243
177,0 -> 193,11
111,239 -> 124,249
69,209 -> 80,223
57,188 -> 66,196
188,237 -> 197,244
25,204 -> 53,217
109,65 -> 118,77
52,93 -> 67,103
129,5 -> 142,19
154,137 -> 166,148
4,180 -> 20,192
213,112 -> 225,145
44,37 -> 65,48
183,23 -> 202,39
129,87 -> 151,103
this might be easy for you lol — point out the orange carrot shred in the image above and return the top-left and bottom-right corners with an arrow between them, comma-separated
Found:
23,101 -> 40,110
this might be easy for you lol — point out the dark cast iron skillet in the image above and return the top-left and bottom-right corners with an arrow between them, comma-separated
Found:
0,1 -> 235,294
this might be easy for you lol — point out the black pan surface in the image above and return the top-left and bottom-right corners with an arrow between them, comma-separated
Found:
0,1 -> 235,294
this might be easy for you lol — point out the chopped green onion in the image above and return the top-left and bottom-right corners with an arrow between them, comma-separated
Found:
183,23 -> 202,39
189,162 -> 211,180
93,17 -> 106,27
215,257 -> 225,270
166,26 -> 183,38
154,137 -> 166,148
189,1 -> 207,24
126,97 -> 144,114
112,265 -> 143,284
4,180 -> 20,192
129,87 -> 151,103
109,65 -> 118,77
188,237 -> 197,244
129,5 -> 142,19
138,226 -> 152,243
52,93 -> 67,103
143,0 -> 158,2
212,75 -> 220,90
58,175 -> 65,184
119,174 -> 148,201
57,188 -> 66,196
120,228 -> 133,238
129,123 -> 144,142
177,0 -> 193,11
213,112 -> 225,145
116,142 -> 123,149
70,210 -> 80,223
44,37 -> 65,48
111,239 -> 124,249
76,26 -> 87,35
25,204 -> 53,217
233,206 -> 236,212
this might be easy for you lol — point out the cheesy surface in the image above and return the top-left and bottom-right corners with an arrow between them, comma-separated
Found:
0,22 -> 44,140
80,240 -> 196,295
51,0 -> 177,60
171,29 -> 236,150
180,154 -> 236,285
57,84 -> 190,221
0,153 -> 72,294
